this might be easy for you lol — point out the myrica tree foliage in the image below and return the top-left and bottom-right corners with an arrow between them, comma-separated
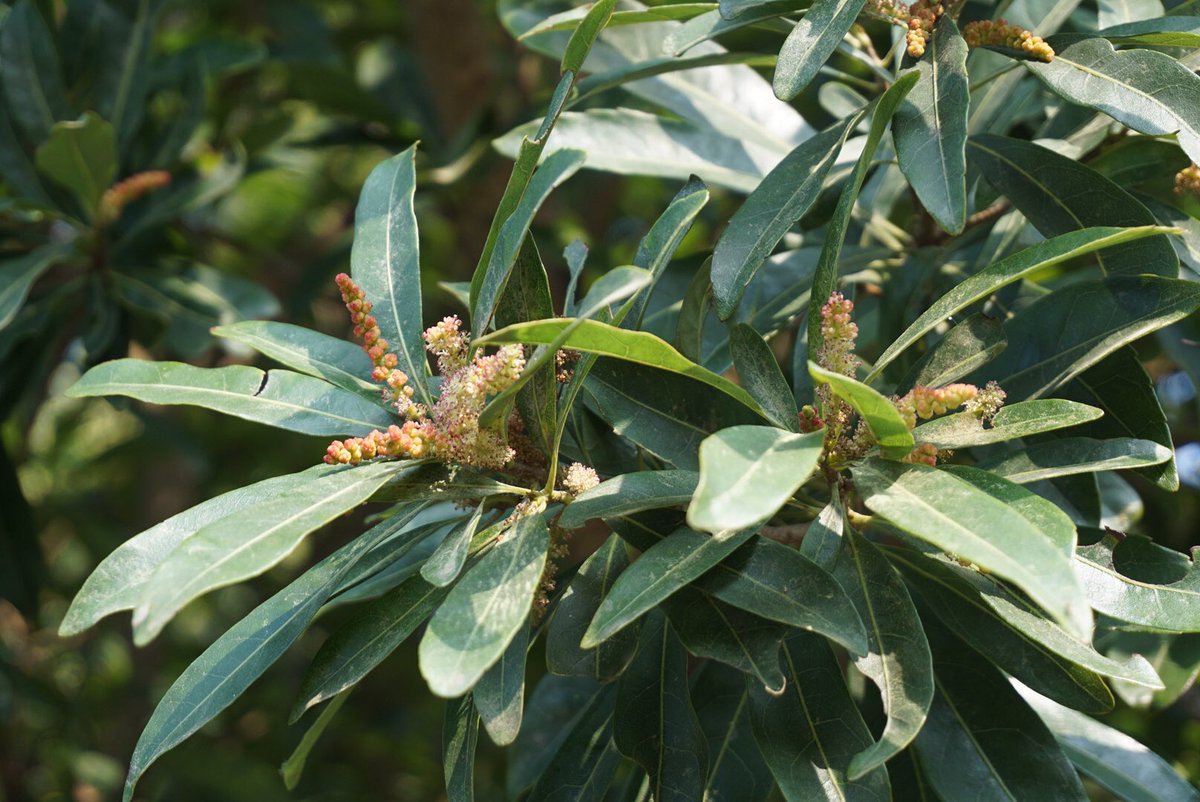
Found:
50,0 -> 1200,799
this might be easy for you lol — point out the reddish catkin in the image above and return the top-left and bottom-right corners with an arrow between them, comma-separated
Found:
97,170 -> 171,224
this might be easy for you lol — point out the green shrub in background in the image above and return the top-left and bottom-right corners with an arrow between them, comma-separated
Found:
39,0 -> 1200,799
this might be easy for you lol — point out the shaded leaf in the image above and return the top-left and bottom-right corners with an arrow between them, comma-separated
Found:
976,436 -> 1172,484
1077,531 -> 1200,633
663,586 -> 787,693
475,619 -> 529,746
281,691 -> 350,791
526,684 -> 622,802
693,664 -> 773,802
444,694 -> 478,802
773,0 -> 867,100
0,1 -> 70,144
34,112 -> 116,217
213,321 -> 379,397
0,244 -> 70,332
561,471 -> 698,529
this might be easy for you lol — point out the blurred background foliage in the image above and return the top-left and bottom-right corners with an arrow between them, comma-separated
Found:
1,0 -> 1198,800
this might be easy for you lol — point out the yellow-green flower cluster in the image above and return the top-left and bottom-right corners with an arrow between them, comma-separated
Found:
1176,164 -> 1200,197
962,19 -> 1054,62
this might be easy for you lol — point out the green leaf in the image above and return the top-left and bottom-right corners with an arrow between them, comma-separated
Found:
475,619 -> 529,746
34,112 -> 116,217
1017,683 -> 1200,802
280,691 -> 350,791
562,0 -> 617,72
212,320 -> 379,397
693,664 -> 773,802
0,243 -> 70,332
773,0 -> 867,100
547,534 -> 639,681
663,586 -> 787,693
894,17 -> 969,233
976,436 -> 1172,484
508,675 -> 606,798
979,276 -> 1200,400
912,399 -> 1103,449
711,115 -> 861,318
479,265 -> 652,429
967,135 -> 1178,276
581,360 -> 763,470
419,514 -> 549,697
422,503 -> 486,588
0,1 -> 70,145
581,528 -> 752,648
729,324 -> 798,429
519,4 -> 717,38
853,459 -> 1090,638
85,0 -> 155,159
350,144 -> 432,407
901,313 -> 1007,389
66,359 -> 399,436
122,515 -> 400,802
480,318 -> 763,414
808,73 -> 919,349
888,545 -> 1162,689
1063,348 -> 1179,490
748,633 -> 891,801
132,463 -> 415,644
699,536 -> 869,655
810,362 -> 915,460
627,176 -> 710,327
525,684 -> 622,802
1098,16 -> 1200,46
561,470 -> 698,529
614,613 -> 708,802
58,467 -> 326,636
1027,37 -> 1200,164
1103,631 -> 1200,708
444,694 -> 479,802
805,522 -> 935,779
869,226 -> 1175,382
472,148 -> 585,331
294,573 -> 449,720
1077,532 -> 1200,632
666,3 -> 796,55
687,426 -> 823,533
913,625 -> 1088,802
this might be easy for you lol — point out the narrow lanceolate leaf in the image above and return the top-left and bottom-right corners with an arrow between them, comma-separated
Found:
868,226 -> 1174,382
59,467 -> 327,636
561,0 -> 616,72
810,362 -> 915,460
666,4 -> 797,55
0,244 -> 70,332
420,514 -> 549,697
693,664 -> 773,802
132,461 -> 412,644
748,633 -> 891,801
1016,683 -> 1200,802
912,399 -> 1103,449
581,528 -> 752,648
280,690 -> 349,791
614,613 -> 708,802
213,321 -> 379,397
475,620 -> 529,746
663,586 -> 787,694
66,360 -> 398,436
894,16 -> 969,234
888,546 -> 1162,692
422,503 -> 486,588
472,148 -> 586,330
34,113 -> 117,217
1026,37 -> 1200,164
966,136 -> 1178,276
122,518 -> 400,802
687,426 -> 823,533
976,437 -> 1172,484
0,1 -> 70,144
1099,16 -> 1200,46
626,175 -> 710,328
560,471 -> 698,529
711,115 -> 861,319
508,675 -> 606,798
1077,532 -> 1200,632
729,324 -> 798,429
526,685 -> 621,802
804,525 -> 934,780
853,459 -> 1090,638
293,573 -> 449,720
351,145 -> 432,406
913,626 -> 1088,802
480,318 -> 763,414
979,276 -> 1200,400
902,313 -> 1006,389
773,0 -> 868,100
444,695 -> 479,802
699,536 -> 869,656
547,534 -> 639,681
809,72 -> 919,351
